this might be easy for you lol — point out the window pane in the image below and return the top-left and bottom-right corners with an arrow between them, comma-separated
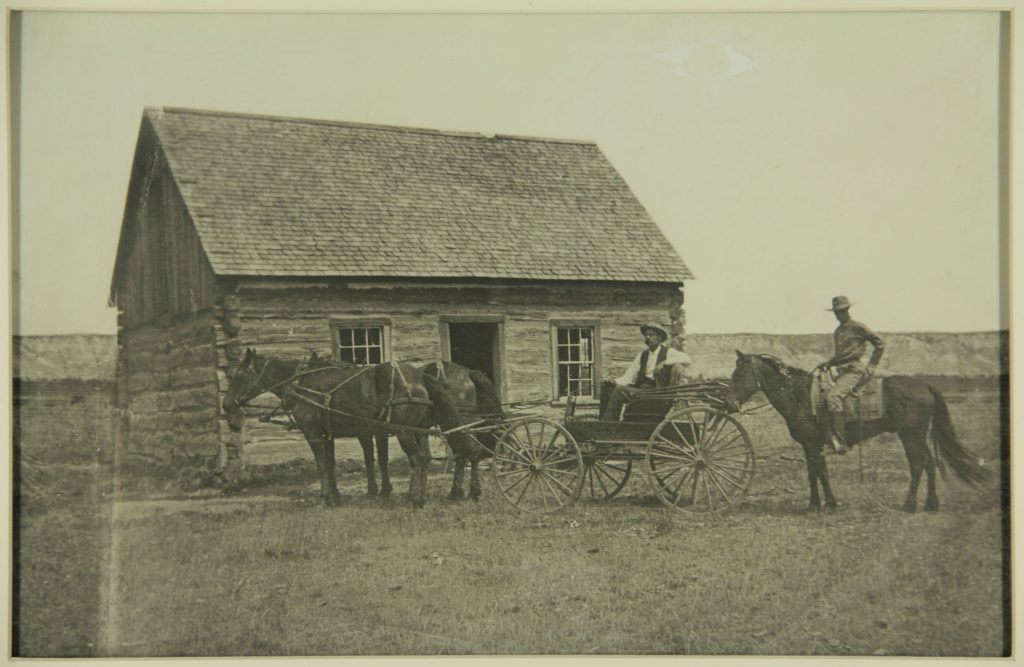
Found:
557,346 -> 570,363
355,348 -> 368,365
340,329 -> 352,346
569,328 -> 579,344
354,329 -> 366,345
340,349 -> 354,363
558,365 -> 569,397
368,328 -> 381,345
369,348 -> 382,364
557,328 -> 568,345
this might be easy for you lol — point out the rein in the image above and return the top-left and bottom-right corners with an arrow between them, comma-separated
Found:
234,357 -> 440,438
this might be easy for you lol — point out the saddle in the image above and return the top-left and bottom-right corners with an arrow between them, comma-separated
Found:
810,372 -> 885,421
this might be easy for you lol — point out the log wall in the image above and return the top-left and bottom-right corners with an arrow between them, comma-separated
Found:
216,280 -> 687,464
118,311 -> 221,462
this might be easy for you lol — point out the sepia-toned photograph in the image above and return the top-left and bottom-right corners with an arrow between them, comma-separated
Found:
9,4 -> 1012,658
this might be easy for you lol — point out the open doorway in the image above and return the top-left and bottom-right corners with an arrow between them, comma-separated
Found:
445,320 -> 502,396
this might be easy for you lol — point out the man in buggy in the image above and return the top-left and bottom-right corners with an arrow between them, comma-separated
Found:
601,323 -> 693,421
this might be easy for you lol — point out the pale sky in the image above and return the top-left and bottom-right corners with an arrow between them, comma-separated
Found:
12,10 -> 1006,335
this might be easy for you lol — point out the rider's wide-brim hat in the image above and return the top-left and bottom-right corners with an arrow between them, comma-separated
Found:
826,296 -> 854,312
639,323 -> 669,340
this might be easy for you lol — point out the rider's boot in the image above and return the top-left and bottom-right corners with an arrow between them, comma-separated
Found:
827,410 -> 848,455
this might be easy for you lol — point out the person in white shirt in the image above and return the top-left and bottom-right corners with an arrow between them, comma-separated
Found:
600,323 -> 693,421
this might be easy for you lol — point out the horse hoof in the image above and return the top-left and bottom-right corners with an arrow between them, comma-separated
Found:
381,486 -> 393,498
324,496 -> 343,508
924,501 -> 939,512
901,503 -> 917,513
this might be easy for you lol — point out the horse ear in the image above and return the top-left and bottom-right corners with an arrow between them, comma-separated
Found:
735,350 -> 745,361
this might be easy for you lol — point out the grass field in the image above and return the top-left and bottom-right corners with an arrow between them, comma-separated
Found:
13,378 -> 1009,656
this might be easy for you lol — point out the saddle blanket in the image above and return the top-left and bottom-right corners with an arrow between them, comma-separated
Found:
810,375 -> 885,421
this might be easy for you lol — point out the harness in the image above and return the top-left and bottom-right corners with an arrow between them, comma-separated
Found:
234,357 -> 438,438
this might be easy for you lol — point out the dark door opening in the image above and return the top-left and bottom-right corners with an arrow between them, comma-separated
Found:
448,322 -> 499,386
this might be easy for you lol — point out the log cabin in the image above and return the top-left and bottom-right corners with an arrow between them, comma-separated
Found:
109,107 -> 693,465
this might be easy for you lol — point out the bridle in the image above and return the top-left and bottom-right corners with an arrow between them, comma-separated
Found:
732,356 -> 774,415
224,358 -> 273,412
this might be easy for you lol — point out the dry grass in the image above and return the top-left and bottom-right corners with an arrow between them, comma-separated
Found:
14,378 -> 1008,656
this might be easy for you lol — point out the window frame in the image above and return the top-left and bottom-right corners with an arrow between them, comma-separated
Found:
549,319 -> 602,402
329,318 -> 392,366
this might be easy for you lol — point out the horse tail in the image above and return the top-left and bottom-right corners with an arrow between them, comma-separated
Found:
421,372 -> 464,432
467,370 -> 503,418
929,386 -> 991,486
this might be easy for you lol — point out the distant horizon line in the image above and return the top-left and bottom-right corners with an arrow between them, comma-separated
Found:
11,328 -> 1009,338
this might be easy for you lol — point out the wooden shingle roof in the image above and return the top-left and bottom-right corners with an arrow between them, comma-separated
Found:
144,107 -> 693,283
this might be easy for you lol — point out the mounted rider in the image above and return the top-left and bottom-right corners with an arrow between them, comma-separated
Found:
601,323 -> 692,421
815,296 -> 885,455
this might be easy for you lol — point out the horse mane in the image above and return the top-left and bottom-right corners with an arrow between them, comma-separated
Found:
755,354 -> 810,379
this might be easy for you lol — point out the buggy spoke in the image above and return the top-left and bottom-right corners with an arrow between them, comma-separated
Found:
666,465 -> 696,502
704,467 -> 734,502
513,472 -> 537,507
670,422 -> 697,448
650,442 -> 698,463
707,465 -> 746,491
591,468 -> 611,497
685,410 -> 705,444
495,465 -> 531,479
702,472 -> 716,511
496,467 -> 531,486
703,433 -> 744,458
700,414 -> 728,450
497,469 -> 532,495
541,465 -> 581,482
541,470 -> 575,497
708,459 -> 753,474
495,451 -> 531,466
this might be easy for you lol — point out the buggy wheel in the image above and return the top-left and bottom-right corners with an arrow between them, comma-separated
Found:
580,444 -> 632,500
645,406 -> 754,513
491,418 -> 583,513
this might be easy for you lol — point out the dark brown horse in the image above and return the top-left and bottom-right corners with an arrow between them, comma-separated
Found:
223,349 -> 461,507
420,361 -> 504,500
724,352 -> 990,512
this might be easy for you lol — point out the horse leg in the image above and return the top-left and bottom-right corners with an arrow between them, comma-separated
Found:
898,430 -> 928,512
376,432 -> 392,497
449,456 -> 466,500
817,455 -> 839,511
397,432 -> 429,508
468,457 -> 482,501
304,431 -> 342,507
803,446 -> 823,512
321,437 -> 343,507
359,435 -> 379,497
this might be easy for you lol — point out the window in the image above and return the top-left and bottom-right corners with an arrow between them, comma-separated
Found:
331,321 -> 390,365
552,323 -> 599,399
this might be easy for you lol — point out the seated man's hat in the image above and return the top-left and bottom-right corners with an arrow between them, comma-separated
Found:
639,323 -> 669,341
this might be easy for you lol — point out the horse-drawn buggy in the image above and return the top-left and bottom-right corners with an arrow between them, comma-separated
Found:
487,380 -> 756,513
223,349 -> 757,514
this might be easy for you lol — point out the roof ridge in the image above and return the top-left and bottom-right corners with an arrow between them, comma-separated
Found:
146,106 -> 597,146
